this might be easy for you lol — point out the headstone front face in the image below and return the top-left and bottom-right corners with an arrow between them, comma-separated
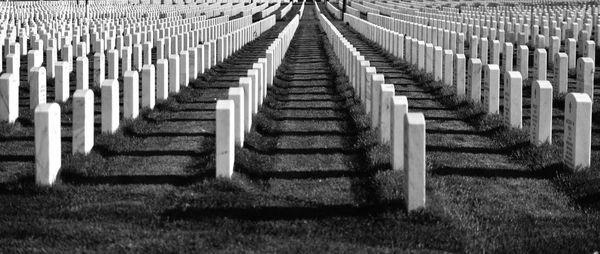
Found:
228,87 -> 245,147
503,42 -> 513,72
371,74 -> 385,130
534,49 -> 547,81
391,96 -> 408,171
455,54 -> 466,96
433,46 -> 443,81
142,65 -> 156,109
247,69 -> 259,116
530,80 -> 553,146
443,50 -> 454,86
503,71 -> 523,128
566,38 -> 576,69
0,73 -> 18,123
216,100 -> 234,179
239,77 -> 253,133
29,67 -> 47,110
55,62 -> 70,102
380,84 -> 395,143
554,52 -> 568,94
35,103 -> 61,186
179,51 -> 190,88
107,50 -> 119,79
576,57 -> 595,100
518,45 -> 529,80
157,59 -> 169,101
483,64 -> 500,114
101,79 -> 119,134
73,89 -> 94,155
76,56 -> 89,90
467,58 -> 482,102
124,71 -> 139,119
563,93 -> 592,171
404,112 -> 426,212
169,55 -> 180,93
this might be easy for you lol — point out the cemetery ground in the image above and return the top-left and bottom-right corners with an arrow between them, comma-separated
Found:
0,2 -> 600,253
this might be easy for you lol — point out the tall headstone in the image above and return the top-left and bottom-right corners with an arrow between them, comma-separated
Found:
484,64 -> 500,114
380,84 -> 395,143
518,45 -> 529,80
55,62 -> 70,102
124,71 -> 139,119
554,52 -> 568,94
101,79 -> 119,134
35,103 -> 61,186
576,57 -> 595,100
503,71 -> 523,128
404,112 -> 426,212
0,74 -> 18,123
563,93 -> 592,171
29,67 -> 47,110
169,55 -> 180,93
228,87 -> 245,147
142,65 -> 156,109
534,49 -> 547,80
468,58 -> 482,102
455,54 -> 466,96
157,59 -> 169,101
391,96 -> 408,171
216,100 -> 234,179
239,77 -> 253,133
73,89 -> 94,155
530,80 -> 553,145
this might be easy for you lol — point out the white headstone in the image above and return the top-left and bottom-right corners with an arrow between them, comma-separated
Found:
0,73 -> 18,123
228,87 -> 245,147
503,71 -> 522,128
124,71 -> 139,119
404,112 -> 426,212
169,55 -> 180,93
101,79 -> 119,134
380,84 -> 395,143
29,67 -> 47,110
391,96 -> 408,171
483,64 -> 500,114
239,77 -> 253,133
142,64 -> 156,109
563,93 -> 592,171
157,59 -> 169,101
576,57 -> 595,100
35,103 -> 61,186
467,58 -> 482,102
530,80 -> 553,145
216,99 -> 235,179
73,89 -> 94,155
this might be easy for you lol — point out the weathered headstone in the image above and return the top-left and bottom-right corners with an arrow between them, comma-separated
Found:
483,64 -> 500,114
0,73 -> 18,123
576,57 -> 595,100
554,52 -> 568,94
468,58 -> 482,102
29,67 -> 47,110
124,71 -> 139,119
380,84 -> 395,143
534,48 -> 547,80
455,54 -> 466,96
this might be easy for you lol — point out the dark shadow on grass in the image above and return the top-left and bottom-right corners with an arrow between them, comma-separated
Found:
431,165 -> 558,179
162,201 -> 404,221
61,173 -> 213,186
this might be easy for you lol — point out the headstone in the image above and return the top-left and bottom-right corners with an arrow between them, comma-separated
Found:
530,80 -> 553,145
443,50 -> 453,86
534,49 -> 547,80
239,77 -> 253,133
228,87 -> 245,147
554,52 -> 568,94
391,96 -> 408,171
93,53 -> 105,87
483,64 -> 500,114
35,103 -> 61,186
468,58 -> 482,102
380,84 -> 395,143
455,54 -> 466,96
169,55 -> 180,93
503,42 -> 513,72
371,74 -> 385,130
29,67 -> 47,110
101,79 -> 119,134
503,71 -> 523,128
433,46 -> 443,81
566,38 -> 576,69
216,99 -> 234,179
247,69 -> 259,115
73,89 -> 94,155
179,51 -> 189,87
55,62 -> 70,102
404,112 -> 426,212
563,93 -> 592,171
124,71 -> 139,119
141,65 -> 156,109
0,74 -> 18,123
76,56 -> 89,90
518,45 -> 529,80
577,57 -> 595,100
157,59 -> 169,101
107,49 -> 119,79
